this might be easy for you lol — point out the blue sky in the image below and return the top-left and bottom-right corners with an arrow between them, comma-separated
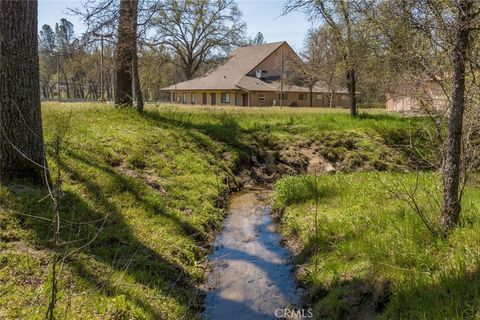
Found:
38,0 -> 314,50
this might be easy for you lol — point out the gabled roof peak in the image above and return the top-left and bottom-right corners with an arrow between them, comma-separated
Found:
162,41 -> 293,91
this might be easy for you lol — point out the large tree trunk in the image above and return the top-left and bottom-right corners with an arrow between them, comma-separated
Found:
184,65 -> 193,81
115,0 -> 136,106
440,0 -> 472,230
346,68 -> 357,116
0,0 -> 47,184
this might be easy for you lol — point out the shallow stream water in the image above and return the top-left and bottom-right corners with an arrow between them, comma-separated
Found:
203,189 -> 300,319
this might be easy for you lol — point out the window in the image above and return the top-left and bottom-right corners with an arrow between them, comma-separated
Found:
279,93 -> 288,100
191,93 -> 195,104
299,93 -> 307,100
221,92 -> 230,103
259,93 -> 266,102
182,93 -> 187,103
341,95 -> 348,101
316,94 -> 322,101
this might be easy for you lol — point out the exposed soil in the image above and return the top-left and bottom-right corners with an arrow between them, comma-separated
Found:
116,162 -> 168,195
236,142 -> 337,188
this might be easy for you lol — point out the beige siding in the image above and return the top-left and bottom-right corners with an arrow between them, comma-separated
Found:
248,91 -> 349,107
236,92 -> 245,105
247,43 -> 299,78
173,91 -> 237,106
386,95 -> 416,112
171,90 -> 350,107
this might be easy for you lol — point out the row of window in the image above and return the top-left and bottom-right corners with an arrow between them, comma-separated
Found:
260,93 -> 318,102
173,92 -> 231,104
173,92 -> 348,104
261,93 -> 324,102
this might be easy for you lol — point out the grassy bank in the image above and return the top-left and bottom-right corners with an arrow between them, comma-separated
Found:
1,102 -> 419,319
273,173 -> 480,319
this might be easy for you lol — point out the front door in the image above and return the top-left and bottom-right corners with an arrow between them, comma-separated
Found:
202,93 -> 207,105
242,93 -> 248,106
210,93 -> 216,105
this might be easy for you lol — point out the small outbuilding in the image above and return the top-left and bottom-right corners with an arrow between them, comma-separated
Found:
386,80 -> 447,113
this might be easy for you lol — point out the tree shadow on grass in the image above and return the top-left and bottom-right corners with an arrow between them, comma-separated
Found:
382,267 -> 480,319
141,110 -> 252,153
64,149 -> 205,241
296,225 -> 480,319
9,152 -> 208,318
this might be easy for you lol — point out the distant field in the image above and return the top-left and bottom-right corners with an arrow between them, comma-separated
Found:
147,102 -> 388,114
0,102 -> 423,319
43,101 -> 388,114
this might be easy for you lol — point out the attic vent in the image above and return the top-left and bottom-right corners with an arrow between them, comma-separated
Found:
255,69 -> 268,79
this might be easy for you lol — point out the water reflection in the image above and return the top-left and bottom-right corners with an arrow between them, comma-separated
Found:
204,190 -> 301,320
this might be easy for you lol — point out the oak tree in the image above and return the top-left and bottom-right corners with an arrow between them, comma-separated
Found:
152,0 -> 246,80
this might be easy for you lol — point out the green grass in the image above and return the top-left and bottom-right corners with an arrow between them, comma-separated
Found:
143,104 -> 430,172
273,173 -> 480,319
0,102 -> 422,319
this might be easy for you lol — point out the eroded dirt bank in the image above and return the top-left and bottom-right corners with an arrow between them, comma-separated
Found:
211,136 -> 404,319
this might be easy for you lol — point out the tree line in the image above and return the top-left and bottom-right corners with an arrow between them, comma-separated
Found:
38,0 -> 252,105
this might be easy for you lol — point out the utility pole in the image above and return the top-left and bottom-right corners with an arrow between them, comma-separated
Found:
173,69 -> 177,103
56,54 -> 60,102
100,35 -> 105,102
280,45 -> 284,109
93,32 -> 113,102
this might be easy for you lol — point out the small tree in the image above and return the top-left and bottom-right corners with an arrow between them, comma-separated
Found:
248,32 -> 266,45
439,0 -> 477,229
285,55 -> 320,108
377,0 -> 480,231
285,0 -> 371,116
302,26 -> 339,107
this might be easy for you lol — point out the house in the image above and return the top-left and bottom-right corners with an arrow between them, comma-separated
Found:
386,79 -> 447,113
161,41 -> 350,107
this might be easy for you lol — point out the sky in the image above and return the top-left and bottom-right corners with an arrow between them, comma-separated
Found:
38,0 -> 314,51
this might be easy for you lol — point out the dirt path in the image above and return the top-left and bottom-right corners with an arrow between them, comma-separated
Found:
203,189 -> 300,319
